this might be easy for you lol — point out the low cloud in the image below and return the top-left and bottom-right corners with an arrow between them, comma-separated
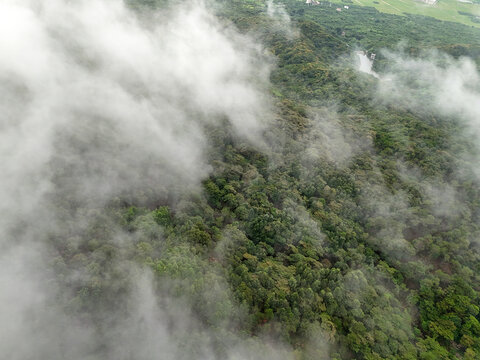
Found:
375,50 -> 480,177
302,108 -> 372,168
0,0 -> 272,209
0,0 -> 282,358
266,0 -> 299,39
376,50 -> 480,126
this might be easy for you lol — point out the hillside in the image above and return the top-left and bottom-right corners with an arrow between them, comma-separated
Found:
2,0 -> 480,359
301,0 -> 480,28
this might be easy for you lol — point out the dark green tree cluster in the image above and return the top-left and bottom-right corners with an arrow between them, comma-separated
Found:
48,0 -> 480,358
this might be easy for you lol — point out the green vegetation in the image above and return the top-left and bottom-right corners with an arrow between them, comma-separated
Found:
51,1 -> 480,359
347,0 -> 480,28
297,0 -> 480,28
281,0 -> 480,54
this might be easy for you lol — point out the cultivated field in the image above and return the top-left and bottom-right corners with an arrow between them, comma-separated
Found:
348,0 -> 480,27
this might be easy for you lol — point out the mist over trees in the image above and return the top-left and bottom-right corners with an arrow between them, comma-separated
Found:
2,0 -> 480,359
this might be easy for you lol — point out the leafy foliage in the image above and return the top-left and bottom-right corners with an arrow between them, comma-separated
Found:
50,1 -> 480,359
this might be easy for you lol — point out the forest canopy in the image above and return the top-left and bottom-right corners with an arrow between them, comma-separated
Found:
2,0 -> 480,359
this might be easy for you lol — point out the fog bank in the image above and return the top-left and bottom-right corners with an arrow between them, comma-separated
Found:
0,0 -> 281,359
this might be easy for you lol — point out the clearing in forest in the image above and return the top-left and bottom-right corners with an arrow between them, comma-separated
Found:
340,0 -> 480,27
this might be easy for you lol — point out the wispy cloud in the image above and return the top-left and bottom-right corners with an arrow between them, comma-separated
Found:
0,1 -> 283,358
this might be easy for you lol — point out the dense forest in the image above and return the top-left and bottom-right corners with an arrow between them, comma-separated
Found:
3,0 -> 480,359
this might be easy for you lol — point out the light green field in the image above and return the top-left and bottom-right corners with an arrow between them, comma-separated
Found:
350,0 -> 480,27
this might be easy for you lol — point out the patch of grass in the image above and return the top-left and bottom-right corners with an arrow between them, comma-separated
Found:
342,0 -> 480,27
